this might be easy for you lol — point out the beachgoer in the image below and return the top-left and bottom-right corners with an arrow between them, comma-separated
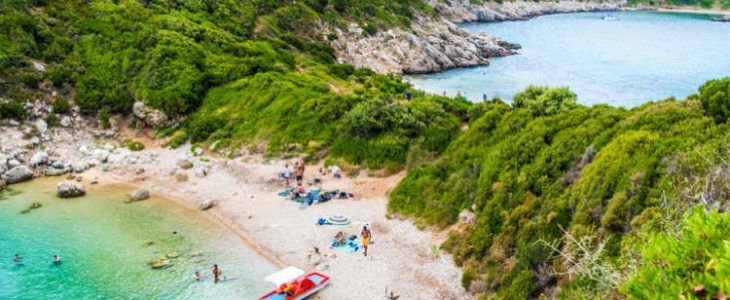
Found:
329,165 -> 341,179
442,91 -> 447,96
53,255 -> 61,264
212,264 -> 222,283
294,183 -> 307,198
334,231 -> 345,246
195,271 -> 204,281
283,163 -> 293,187
456,90 -> 462,98
13,254 -> 22,263
295,160 -> 305,184
483,93 -> 488,101
362,226 -> 372,257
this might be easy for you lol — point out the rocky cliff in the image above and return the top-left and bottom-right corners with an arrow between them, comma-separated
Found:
332,1 -> 624,75
332,15 -> 520,75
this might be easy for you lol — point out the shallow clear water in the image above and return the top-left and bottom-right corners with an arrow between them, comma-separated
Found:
0,178 -> 276,299
407,11 -> 730,107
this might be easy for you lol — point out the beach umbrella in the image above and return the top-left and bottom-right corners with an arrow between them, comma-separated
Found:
327,215 -> 351,226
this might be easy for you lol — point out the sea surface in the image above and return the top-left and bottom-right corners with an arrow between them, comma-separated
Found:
406,11 -> 730,107
0,178 -> 276,299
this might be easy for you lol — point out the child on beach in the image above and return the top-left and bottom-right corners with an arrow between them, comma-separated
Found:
283,163 -> 293,187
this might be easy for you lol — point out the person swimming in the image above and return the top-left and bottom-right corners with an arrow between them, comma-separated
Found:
194,271 -> 206,281
13,254 -> 22,263
53,255 -> 61,264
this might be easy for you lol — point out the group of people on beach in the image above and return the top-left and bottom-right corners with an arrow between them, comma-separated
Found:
5,254 -> 61,265
282,159 -> 342,188
194,264 -> 223,283
331,225 -> 372,256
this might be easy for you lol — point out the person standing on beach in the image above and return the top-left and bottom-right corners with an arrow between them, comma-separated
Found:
283,163 -> 293,187
295,159 -> 305,184
361,226 -> 372,257
212,264 -> 222,283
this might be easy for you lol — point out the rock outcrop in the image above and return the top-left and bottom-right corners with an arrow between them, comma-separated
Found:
332,1 -> 621,75
2,165 -> 34,184
430,0 -> 623,23
132,102 -> 171,128
332,14 -> 519,75
198,199 -> 216,211
57,180 -> 86,198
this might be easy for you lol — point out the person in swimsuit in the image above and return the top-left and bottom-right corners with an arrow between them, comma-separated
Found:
295,160 -> 305,184
195,271 -> 205,281
13,254 -> 22,263
362,226 -> 372,257
53,255 -> 61,264
212,264 -> 222,283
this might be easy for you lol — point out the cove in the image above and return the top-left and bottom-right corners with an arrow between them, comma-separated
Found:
0,178 -> 275,299
406,11 -> 730,107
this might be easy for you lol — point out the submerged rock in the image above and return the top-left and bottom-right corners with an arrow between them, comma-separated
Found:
127,188 -> 150,203
148,259 -> 172,269
20,202 -> 43,214
57,180 -> 86,198
166,252 -> 180,259
3,166 -> 34,184
0,179 -> 6,189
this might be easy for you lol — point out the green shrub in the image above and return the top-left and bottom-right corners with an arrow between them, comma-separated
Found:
98,108 -> 110,129
699,77 -> 730,123
0,102 -> 26,120
461,267 -> 475,290
51,99 -> 71,114
46,112 -> 60,127
125,140 -> 145,151
512,85 -> 578,117
622,208 -> 730,298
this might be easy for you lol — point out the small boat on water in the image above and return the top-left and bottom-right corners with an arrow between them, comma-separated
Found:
259,266 -> 331,300
602,15 -> 619,21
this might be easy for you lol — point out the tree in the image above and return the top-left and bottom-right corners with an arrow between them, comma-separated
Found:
699,77 -> 730,124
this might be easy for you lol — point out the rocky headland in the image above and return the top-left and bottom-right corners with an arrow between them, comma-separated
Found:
332,1 -> 624,75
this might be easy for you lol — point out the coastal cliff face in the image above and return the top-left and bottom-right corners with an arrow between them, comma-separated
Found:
332,15 -> 519,75
431,0 -> 624,23
333,1 -> 624,75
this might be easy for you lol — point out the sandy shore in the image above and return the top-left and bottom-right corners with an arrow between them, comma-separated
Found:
1,125 -> 469,300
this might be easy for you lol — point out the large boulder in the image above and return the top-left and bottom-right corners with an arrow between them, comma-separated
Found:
71,161 -> 91,173
3,166 -> 34,184
132,102 -> 170,128
126,188 -> 150,203
44,167 -> 66,177
30,151 -> 48,167
176,159 -> 193,170
92,149 -> 109,163
57,180 -> 85,198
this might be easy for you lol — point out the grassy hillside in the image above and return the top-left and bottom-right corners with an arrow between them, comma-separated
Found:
390,84 -> 730,298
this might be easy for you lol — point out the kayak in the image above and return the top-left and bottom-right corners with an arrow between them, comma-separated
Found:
259,267 -> 330,300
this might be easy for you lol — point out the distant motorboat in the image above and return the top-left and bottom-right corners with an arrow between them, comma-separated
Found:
602,15 -> 619,21
710,15 -> 730,22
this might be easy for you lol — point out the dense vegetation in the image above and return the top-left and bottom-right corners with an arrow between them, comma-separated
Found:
628,0 -> 730,9
2,0 -> 730,299
390,84 -> 730,298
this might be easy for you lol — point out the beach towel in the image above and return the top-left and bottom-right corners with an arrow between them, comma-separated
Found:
331,237 -> 359,253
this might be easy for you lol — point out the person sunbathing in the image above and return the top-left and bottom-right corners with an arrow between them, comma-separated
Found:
295,183 -> 307,198
334,232 -> 346,246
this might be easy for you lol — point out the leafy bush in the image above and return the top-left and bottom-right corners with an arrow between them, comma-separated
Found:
46,112 -> 60,126
51,98 -> 70,114
0,102 -> 26,120
622,208 -> 730,298
512,85 -> 578,117
699,77 -> 730,123
125,140 -> 145,151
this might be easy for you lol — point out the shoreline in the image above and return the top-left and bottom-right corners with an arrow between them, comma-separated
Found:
0,124 -> 470,299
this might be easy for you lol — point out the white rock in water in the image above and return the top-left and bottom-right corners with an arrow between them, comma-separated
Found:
57,180 -> 85,198
30,151 -> 48,167
3,166 -> 34,184
198,199 -> 216,211
127,189 -> 150,203
35,119 -> 47,134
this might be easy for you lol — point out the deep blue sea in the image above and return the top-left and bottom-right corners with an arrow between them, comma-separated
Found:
407,11 -> 730,107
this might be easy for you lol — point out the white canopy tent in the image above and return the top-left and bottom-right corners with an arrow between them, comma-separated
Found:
265,266 -> 305,287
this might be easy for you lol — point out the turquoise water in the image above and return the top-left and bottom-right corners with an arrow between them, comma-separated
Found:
407,11 -> 730,107
0,178 -> 276,299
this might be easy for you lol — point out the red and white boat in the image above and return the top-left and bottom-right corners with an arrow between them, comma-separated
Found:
259,266 -> 331,300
